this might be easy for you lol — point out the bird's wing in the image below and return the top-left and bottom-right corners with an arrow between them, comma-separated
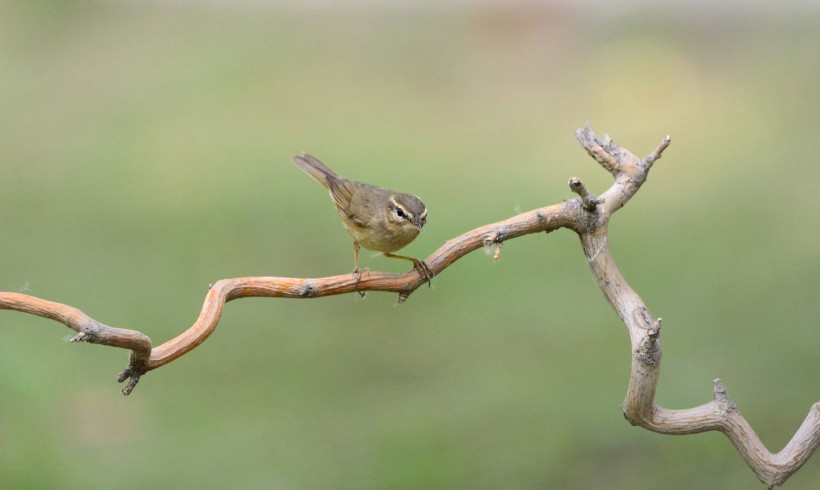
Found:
327,178 -> 367,226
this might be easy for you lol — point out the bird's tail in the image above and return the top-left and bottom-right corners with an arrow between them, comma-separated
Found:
292,153 -> 342,188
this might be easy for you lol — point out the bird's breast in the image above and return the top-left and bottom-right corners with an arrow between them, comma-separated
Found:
341,218 -> 420,252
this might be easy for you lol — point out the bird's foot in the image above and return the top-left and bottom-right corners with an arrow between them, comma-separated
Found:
411,259 -> 433,287
353,267 -> 369,297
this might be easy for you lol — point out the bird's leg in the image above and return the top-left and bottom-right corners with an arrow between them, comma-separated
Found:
353,242 -> 361,274
353,242 -> 366,297
383,252 -> 433,287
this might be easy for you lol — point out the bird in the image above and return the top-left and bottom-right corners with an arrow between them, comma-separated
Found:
292,153 -> 432,286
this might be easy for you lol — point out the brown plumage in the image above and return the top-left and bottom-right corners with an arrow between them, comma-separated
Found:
292,153 -> 432,285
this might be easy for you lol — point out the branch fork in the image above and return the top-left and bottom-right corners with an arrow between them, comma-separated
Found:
1,126 -> 816,487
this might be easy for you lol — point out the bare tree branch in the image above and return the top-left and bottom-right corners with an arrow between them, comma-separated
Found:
573,126 -> 818,488
1,126 -> 816,486
0,293 -> 153,394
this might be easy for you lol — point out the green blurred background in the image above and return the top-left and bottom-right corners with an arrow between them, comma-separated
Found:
1,1 -> 819,488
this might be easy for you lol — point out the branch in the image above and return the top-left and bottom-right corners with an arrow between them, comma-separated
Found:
0,201 -> 585,392
1,126 -> 817,487
573,126 -> 818,488
0,293 -> 152,395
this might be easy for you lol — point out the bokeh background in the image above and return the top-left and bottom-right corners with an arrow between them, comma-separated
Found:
2,0 -> 819,488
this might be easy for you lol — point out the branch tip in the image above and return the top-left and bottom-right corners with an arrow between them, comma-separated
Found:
568,177 -> 603,211
643,135 -> 672,168
711,378 -> 739,413
117,365 -> 146,396
576,126 -> 621,174
713,378 -> 728,399
649,317 -> 662,337
121,375 -> 140,396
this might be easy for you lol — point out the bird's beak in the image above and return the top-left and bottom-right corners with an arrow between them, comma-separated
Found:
413,218 -> 424,231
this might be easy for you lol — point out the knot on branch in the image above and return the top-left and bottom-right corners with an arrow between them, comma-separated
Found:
634,316 -> 662,366
635,338 -> 661,366
298,280 -> 317,298
67,319 -> 112,344
69,329 -> 98,343
712,378 -> 738,414
482,231 -> 505,260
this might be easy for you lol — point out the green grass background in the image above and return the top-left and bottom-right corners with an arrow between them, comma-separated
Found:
1,1 -> 819,488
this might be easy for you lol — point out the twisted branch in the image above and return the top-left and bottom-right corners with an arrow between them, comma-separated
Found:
573,127 -> 818,488
1,126 -> 817,487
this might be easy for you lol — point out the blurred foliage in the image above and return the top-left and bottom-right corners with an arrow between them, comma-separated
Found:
1,1 -> 819,488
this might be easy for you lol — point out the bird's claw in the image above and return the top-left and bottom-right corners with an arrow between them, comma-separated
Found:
413,259 -> 433,287
353,267 -> 369,297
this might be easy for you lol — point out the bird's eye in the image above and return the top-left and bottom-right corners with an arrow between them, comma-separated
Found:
395,208 -> 405,218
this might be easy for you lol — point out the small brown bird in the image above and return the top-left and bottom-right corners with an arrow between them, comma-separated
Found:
292,153 -> 432,285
